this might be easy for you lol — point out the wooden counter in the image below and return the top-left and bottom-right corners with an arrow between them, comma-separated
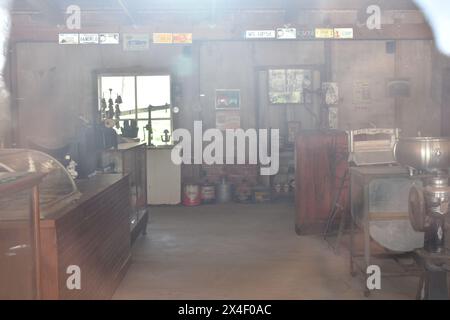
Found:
40,174 -> 131,300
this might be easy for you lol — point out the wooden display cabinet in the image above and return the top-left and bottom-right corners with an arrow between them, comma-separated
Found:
101,142 -> 149,244
295,130 -> 349,235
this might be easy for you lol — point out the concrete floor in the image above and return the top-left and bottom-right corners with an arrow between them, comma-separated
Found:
113,202 -> 418,300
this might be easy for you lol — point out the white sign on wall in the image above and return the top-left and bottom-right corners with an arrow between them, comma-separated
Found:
245,30 -> 276,39
276,28 -> 296,39
59,33 -> 79,44
322,82 -> 339,105
99,33 -> 120,44
79,33 -> 99,44
334,28 -> 354,39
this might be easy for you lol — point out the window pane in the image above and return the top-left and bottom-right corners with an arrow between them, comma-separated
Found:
98,75 -> 173,146
112,120 -> 140,138
137,109 -> 171,120
151,119 -> 172,146
151,108 -> 171,119
120,114 -> 136,120
100,76 -> 136,114
137,75 -> 171,108
136,121 -> 149,143
137,120 -> 172,146
113,122 -> 121,136
268,69 -> 312,104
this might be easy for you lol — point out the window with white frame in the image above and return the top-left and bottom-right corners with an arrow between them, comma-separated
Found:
98,74 -> 172,146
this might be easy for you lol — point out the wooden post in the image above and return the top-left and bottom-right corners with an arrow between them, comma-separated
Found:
31,185 -> 42,300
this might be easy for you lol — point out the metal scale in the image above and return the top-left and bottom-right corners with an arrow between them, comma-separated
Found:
395,137 -> 450,300
348,129 -> 425,297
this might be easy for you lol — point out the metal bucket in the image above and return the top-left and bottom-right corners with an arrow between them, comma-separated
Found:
235,180 -> 252,203
216,179 -> 232,203
201,184 -> 216,204
253,186 -> 271,203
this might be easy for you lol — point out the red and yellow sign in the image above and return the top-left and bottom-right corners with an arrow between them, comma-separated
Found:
173,33 -> 193,44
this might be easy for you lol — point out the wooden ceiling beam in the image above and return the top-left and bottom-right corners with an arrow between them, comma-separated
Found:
13,0 -> 419,13
9,22 -> 433,42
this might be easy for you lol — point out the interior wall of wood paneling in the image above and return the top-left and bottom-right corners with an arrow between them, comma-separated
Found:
13,38 -> 442,147
431,47 -> 450,137
395,40 -> 437,136
331,41 -> 395,130
14,42 -> 195,147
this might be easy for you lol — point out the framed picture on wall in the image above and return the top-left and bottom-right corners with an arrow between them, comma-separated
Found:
215,89 -> 241,110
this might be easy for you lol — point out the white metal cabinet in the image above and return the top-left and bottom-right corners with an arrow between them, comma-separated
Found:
147,147 -> 181,205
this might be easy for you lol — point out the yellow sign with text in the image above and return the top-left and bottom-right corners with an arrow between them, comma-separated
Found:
153,33 -> 173,44
315,28 -> 334,39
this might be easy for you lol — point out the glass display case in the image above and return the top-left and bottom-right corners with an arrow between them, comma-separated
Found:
0,172 -> 46,299
0,149 -> 81,218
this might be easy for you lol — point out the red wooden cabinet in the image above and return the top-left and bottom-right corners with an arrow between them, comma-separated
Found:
295,130 -> 349,235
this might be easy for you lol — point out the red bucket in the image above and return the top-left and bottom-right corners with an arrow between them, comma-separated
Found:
182,184 -> 201,206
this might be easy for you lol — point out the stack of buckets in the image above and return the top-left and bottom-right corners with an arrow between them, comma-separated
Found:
182,178 -> 233,206
182,181 -> 217,206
